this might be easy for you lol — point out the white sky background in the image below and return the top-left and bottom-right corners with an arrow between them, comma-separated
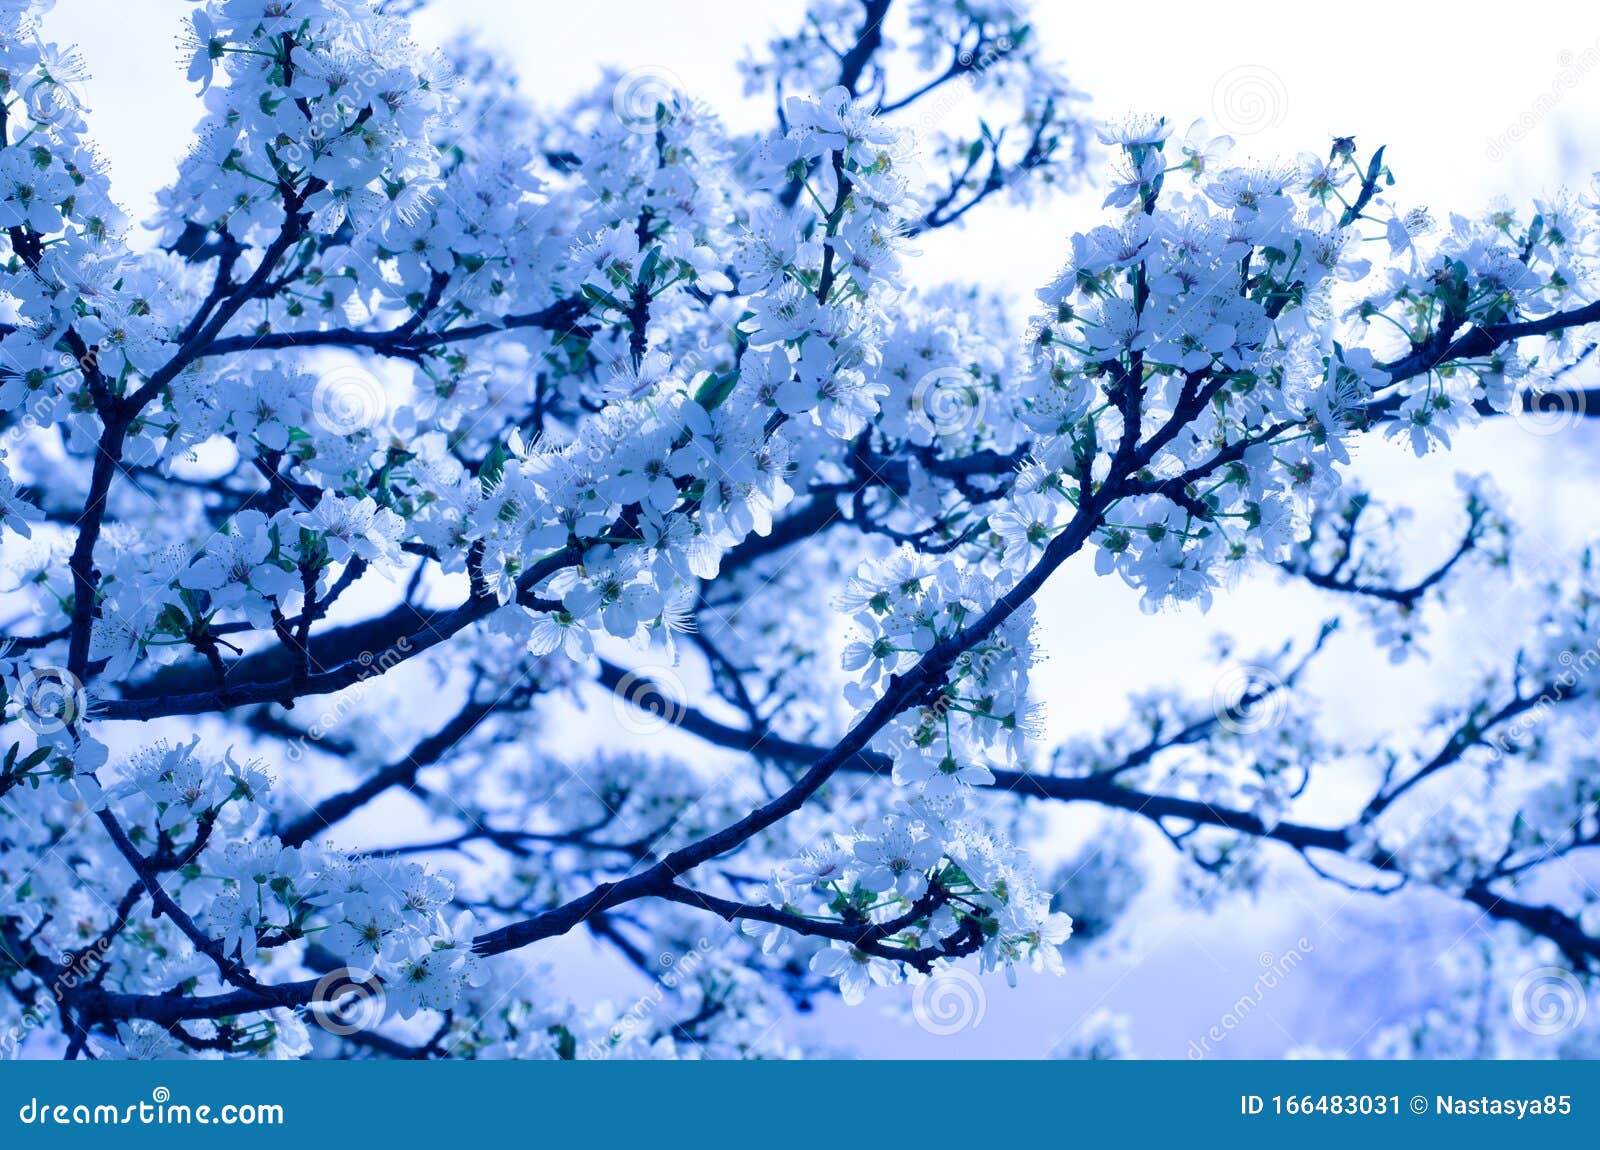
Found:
41,0 -> 1600,1057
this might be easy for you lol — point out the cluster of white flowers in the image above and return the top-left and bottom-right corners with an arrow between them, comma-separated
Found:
0,730 -> 479,1051
747,797 -> 1071,1003
4,0 -> 1600,1059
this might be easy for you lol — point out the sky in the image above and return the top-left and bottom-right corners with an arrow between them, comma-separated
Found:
35,0 -> 1600,1057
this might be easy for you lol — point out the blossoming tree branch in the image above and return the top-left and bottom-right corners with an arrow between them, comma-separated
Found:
2,0 -> 1599,1058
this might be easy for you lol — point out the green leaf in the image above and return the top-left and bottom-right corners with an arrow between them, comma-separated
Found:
478,441 -> 508,491
693,369 -> 740,413
550,1024 -> 577,1061
16,746 -> 50,774
579,283 -> 627,313
1365,144 -> 1386,187
637,246 -> 662,288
